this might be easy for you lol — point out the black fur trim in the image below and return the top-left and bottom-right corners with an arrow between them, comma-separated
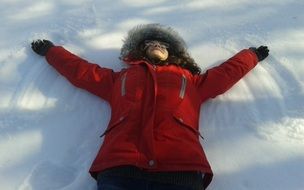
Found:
120,23 -> 188,59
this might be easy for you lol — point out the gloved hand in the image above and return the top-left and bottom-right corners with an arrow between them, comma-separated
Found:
249,46 -> 269,62
31,39 -> 54,56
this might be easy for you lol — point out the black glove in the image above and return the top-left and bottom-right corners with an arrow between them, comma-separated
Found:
249,46 -> 269,62
31,39 -> 54,56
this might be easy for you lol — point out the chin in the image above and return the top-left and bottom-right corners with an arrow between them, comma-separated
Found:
151,56 -> 166,61
150,53 -> 168,61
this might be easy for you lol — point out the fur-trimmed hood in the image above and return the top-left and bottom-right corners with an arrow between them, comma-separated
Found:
120,23 -> 188,60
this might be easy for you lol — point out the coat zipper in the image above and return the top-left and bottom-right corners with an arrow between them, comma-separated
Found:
175,116 -> 204,140
100,116 -> 126,138
179,75 -> 187,99
121,72 -> 127,96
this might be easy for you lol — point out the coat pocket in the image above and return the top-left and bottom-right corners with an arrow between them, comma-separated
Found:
173,111 -> 204,140
120,69 -> 144,102
100,108 -> 130,138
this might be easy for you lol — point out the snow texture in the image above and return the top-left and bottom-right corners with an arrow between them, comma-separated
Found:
1,0 -> 304,190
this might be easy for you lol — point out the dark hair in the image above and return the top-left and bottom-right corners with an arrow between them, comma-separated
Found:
125,42 -> 202,75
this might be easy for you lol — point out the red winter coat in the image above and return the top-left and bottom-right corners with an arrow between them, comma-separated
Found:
45,46 -> 258,189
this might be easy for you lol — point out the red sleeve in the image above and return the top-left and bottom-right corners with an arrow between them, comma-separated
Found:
45,46 -> 119,102
195,49 -> 259,102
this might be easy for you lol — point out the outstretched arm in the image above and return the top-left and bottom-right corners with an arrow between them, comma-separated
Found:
31,39 -> 119,102
195,46 -> 269,102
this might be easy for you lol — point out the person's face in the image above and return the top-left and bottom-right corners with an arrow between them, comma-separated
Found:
144,40 -> 169,62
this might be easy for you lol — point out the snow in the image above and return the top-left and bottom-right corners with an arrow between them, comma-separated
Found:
0,0 -> 303,189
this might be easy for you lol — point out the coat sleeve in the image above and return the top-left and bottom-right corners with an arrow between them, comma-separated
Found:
194,49 -> 259,102
45,46 -> 119,102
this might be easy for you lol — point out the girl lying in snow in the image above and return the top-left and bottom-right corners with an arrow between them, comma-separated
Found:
31,23 -> 269,190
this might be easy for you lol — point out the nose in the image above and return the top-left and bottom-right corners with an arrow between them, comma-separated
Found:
152,43 -> 161,48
